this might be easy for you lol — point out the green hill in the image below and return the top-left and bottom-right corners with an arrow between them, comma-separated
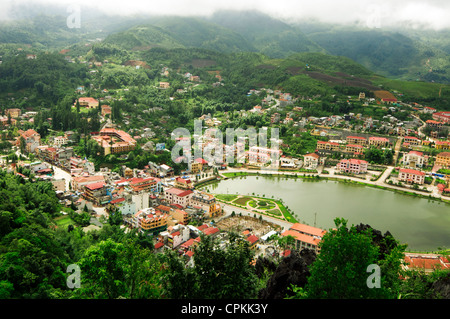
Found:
209,10 -> 325,58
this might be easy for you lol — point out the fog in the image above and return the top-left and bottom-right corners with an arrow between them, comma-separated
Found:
2,0 -> 450,30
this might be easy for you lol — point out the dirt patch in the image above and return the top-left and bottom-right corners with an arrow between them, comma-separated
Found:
216,215 -> 281,238
305,71 -> 380,91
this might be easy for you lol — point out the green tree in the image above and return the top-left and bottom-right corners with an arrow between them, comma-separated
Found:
162,234 -> 258,299
299,218 -> 405,299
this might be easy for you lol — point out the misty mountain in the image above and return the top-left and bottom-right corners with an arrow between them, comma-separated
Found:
208,10 -> 325,58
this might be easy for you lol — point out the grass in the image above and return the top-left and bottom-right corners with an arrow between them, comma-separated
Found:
233,196 -> 253,206
215,194 -> 238,202
54,215 -> 74,227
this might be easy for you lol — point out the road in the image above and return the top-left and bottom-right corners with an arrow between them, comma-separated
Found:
49,163 -> 72,192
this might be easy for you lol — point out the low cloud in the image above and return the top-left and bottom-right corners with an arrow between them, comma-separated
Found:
2,0 -> 450,30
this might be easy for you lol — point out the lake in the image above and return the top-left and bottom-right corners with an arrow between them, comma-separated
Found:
203,175 -> 450,252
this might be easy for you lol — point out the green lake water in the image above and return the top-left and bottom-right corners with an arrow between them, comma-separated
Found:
204,175 -> 450,252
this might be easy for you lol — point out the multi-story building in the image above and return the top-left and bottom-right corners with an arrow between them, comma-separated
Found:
281,223 -> 326,253
345,144 -> 364,155
132,207 -> 168,234
72,175 -> 105,191
436,152 -> 450,168
402,151 -> 425,168
403,136 -> 421,146
336,159 -> 368,174
435,141 -> 450,150
6,108 -> 21,118
398,168 -> 425,185
303,153 -> 320,169
76,97 -> 98,109
368,136 -> 390,148
164,187 -> 194,208
115,177 -> 160,193
16,129 -> 40,153
346,136 -> 367,146
247,146 -> 282,166
316,140 -> 340,152
174,177 -> 194,190
92,127 -> 136,155
189,191 -> 221,218
433,111 -> 450,124
83,182 -> 110,205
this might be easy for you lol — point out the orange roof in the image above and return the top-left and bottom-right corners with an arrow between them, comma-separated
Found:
281,230 -> 321,246
289,223 -> 326,238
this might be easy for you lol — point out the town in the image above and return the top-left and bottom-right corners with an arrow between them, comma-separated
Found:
1,63 -> 449,273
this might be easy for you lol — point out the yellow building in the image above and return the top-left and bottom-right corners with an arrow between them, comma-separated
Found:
436,152 -> 450,168
133,208 -> 168,234
317,141 -> 340,152
435,141 -> 450,150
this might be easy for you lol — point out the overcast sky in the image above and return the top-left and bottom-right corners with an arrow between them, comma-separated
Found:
2,0 -> 450,30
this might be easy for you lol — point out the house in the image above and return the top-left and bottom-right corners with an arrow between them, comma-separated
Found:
101,105 -> 111,117
159,82 -> 170,89
246,235 -> 259,249
303,153 -> 320,169
398,168 -> 425,185
403,254 -> 449,274
174,177 -> 193,190
402,151 -> 425,168
6,108 -> 21,118
167,225 -> 190,248
71,175 -> 105,191
336,159 -> 368,174
202,226 -> 220,237
164,187 -> 194,208
16,129 -> 40,153
436,152 -> 450,168
281,223 -> 326,253
76,97 -> 99,109
368,137 -> 390,148
53,136 -> 68,148
83,182 -> 110,205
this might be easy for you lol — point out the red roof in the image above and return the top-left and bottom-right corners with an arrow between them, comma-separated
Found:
110,198 -> 125,204
165,187 -> 193,197
195,158 -> 208,164
399,168 -> 425,176
347,136 -> 366,140
197,224 -> 209,231
246,235 -> 259,244
203,227 -> 219,236
85,182 -> 105,190
154,242 -> 164,249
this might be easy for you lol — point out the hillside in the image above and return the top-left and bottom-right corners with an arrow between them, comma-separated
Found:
297,22 -> 450,84
104,16 -> 255,53
208,10 -> 325,58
